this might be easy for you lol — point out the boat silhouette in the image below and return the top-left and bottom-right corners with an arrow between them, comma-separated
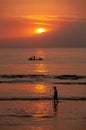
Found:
28,56 -> 43,61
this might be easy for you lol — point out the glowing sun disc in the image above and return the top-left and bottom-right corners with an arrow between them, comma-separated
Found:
36,28 -> 46,34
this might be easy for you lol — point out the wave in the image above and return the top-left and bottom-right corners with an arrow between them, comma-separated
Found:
0,74 -> 86,84
0,115 -> 53,119
0,74 -> 86,79
0,97 -> 86,101
0,114 -> 53,119
0,114 -> 33,118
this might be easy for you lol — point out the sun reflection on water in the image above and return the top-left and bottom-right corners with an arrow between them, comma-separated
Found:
35,84 -> 46,93
35,63 -> 48,73
32,49 -> 48,74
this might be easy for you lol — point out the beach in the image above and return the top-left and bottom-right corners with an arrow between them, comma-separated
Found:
0,100 -> 86,130
0,48 -> 86,130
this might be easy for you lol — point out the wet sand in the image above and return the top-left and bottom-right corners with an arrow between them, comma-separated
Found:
0,100 -> 86,130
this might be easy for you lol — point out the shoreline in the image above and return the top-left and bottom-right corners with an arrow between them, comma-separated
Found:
0,97 -> 86,101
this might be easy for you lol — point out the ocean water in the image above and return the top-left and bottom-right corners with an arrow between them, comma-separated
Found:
0,48 -> 86,75
0,48 -> 86,99
0,48 -> 86,130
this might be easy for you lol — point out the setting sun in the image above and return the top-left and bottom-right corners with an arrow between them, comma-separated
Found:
35,28 -> 47,34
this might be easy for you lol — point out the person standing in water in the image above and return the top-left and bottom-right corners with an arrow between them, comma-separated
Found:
53,86 -> 58,103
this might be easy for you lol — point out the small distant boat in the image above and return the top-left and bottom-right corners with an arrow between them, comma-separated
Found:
28,56 -> 43,61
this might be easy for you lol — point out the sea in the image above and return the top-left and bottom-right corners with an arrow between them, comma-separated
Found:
0,48 -> 86,130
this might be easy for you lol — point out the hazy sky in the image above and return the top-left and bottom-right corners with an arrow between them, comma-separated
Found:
0,0 -> 86,47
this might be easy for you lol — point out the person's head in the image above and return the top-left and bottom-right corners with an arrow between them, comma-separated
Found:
53,86 -> 56,90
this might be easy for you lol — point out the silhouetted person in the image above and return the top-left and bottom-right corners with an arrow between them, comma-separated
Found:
53,86 -> 58,104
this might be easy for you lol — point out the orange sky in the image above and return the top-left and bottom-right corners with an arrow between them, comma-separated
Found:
1,0 -> 86,17
0,0 -> 86,47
